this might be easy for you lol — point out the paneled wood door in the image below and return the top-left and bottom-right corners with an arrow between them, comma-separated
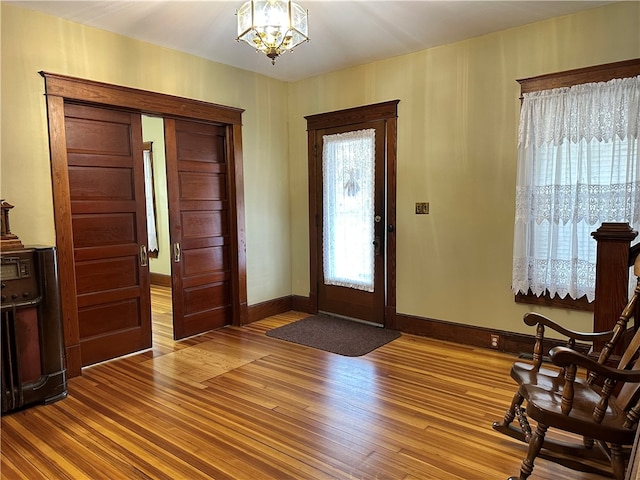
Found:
306,101 -> 399,328
64,103 -> 151,366
165,119 -> 233,339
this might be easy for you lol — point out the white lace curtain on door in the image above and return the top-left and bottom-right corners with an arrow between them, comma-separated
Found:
323,129 -> 376,292
512,75 -> 640,301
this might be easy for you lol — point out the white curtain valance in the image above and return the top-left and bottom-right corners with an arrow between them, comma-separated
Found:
519,76 -> 640,148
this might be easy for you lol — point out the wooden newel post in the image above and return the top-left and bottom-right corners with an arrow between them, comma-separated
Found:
592,223 -> 637,354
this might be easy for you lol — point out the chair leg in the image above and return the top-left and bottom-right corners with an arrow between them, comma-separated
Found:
511,423 -> 548,480
611,444 -> 625,480
502,389 -> 525,426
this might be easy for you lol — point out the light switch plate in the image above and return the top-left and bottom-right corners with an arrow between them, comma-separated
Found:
415,202 -> 429,214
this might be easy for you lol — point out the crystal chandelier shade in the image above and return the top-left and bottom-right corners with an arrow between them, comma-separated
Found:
236,0 -> 309,64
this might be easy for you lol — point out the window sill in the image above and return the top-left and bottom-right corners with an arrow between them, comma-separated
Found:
514,290 -> 594,312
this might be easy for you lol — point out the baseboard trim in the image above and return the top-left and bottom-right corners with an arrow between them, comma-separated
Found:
150,273 -> 171,287
394,312 -> 588,355
247,295 -> 314,322
246,295 -> 580,355
292,295 -> 312,313
247,296 -> 293,323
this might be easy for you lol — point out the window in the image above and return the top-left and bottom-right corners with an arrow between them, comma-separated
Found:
512,61 -> 640,305
322,129 -> 376,292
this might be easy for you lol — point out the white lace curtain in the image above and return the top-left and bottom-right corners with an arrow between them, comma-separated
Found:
143,149 -> 159,254
512,75 -> 640,301
323,129 -> 376,291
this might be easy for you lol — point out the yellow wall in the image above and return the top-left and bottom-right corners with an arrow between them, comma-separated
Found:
288,1 -> 640,334
2,2 -> 639,336
0,3 -> 292,305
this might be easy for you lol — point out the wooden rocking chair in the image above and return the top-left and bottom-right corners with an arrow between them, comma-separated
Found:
493,256 -> 640,479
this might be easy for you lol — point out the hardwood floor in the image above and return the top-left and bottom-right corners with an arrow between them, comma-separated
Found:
1,286 -> 609,479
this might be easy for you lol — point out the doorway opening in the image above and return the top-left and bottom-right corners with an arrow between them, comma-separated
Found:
142,115 -> 174,341
43,72 -> 247,377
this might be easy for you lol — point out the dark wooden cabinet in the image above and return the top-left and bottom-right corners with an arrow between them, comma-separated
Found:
1,246 -> 67,413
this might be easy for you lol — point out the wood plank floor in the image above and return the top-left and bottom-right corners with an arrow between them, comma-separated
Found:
1,286 -> 610,479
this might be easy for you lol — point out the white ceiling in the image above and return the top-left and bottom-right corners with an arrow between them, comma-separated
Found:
8,0 -> 615,82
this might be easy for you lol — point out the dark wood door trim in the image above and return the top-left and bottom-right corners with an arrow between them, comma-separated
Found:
305,101 -> 400,131
228,124 -> 249,325
305,100 -> 399,329
40,72 -> 243,125
44,93 -> 81,375
41,72 -> 247,377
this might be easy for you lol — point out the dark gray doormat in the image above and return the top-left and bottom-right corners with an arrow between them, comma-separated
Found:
266,315 -> 401,357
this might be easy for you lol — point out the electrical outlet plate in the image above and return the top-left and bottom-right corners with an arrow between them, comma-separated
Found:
490,334 -> 500,349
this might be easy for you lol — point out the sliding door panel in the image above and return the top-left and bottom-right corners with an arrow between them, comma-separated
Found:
165,118 -> 232,339
64,103 -> 151,366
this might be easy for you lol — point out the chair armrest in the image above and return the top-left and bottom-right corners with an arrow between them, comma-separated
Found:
524,313 -> 615,342
550,346 -> 640,383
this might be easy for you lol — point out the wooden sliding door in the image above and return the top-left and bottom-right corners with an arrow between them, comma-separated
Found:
165,119 -> 233,339
43,72 -> 247,377
64,103 -> 151,366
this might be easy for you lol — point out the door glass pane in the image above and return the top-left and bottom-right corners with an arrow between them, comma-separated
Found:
322,129 -> 376,292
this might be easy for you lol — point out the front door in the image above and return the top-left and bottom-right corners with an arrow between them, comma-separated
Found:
314,121 -> 386,324
307,101 -> 399,327
64,103 -> 152,366
164,118 -> 233,339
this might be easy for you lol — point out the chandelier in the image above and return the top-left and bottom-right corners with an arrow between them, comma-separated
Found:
236,0 -> 309,65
